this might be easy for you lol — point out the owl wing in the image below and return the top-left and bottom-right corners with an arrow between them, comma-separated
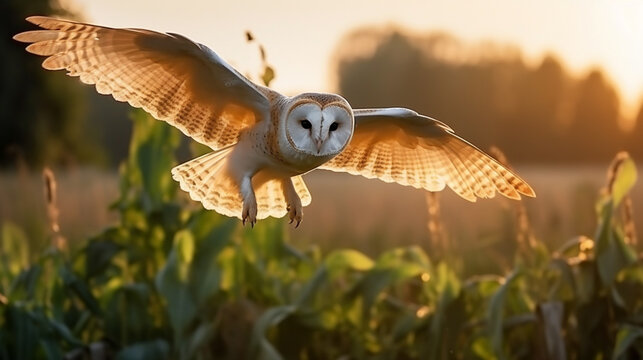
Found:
13,16 -> 271,149
319,108 -> 535,201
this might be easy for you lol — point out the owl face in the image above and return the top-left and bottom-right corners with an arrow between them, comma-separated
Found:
285,95 -> 353,157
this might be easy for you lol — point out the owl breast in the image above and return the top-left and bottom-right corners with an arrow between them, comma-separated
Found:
281,146 -> 338,173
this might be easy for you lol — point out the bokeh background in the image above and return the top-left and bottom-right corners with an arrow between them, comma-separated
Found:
2,1 -> 643,359
2,0 -> 642,266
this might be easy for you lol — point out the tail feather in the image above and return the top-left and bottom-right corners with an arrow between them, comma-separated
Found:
171,148 -> 312,220
172,147 -> 243,218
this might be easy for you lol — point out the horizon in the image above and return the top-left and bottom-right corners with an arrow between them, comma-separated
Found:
62,0 -> 642,125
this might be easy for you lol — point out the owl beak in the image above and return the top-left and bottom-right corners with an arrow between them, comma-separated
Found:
314,138 -> 323,153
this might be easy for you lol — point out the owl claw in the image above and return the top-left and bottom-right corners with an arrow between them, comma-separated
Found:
242,200 -> 257,228
287,203 -> 303,228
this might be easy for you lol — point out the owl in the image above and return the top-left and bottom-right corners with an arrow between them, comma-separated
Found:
15,16 -> 535,227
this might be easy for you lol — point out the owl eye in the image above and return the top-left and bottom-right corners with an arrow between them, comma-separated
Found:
329,122 -> 339,132
300,119 -> 312,129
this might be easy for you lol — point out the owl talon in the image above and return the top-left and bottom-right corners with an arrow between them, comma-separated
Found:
242,200 -> 257,228
287,203 -> 303,228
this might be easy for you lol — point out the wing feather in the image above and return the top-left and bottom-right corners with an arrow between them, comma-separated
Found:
319,108 -> 535,201
14,16 -> 272,149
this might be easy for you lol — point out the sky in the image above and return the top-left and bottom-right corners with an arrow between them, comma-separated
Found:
64,0 -> 643,121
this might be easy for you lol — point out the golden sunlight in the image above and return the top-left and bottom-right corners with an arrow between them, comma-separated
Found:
66,0 -> 642,122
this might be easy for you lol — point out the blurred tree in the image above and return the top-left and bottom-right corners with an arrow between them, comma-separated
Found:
496,55 -> 569,163
337,31 -> 424,109
566,69 -> 624,163
1,0 -> 104,167
627,100 -> 643,160
334,27 -> 627,164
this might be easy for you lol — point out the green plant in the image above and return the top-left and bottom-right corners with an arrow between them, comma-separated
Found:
1,109 -> 641,359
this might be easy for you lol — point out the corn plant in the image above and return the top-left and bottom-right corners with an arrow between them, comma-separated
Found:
0,110 -> 642,359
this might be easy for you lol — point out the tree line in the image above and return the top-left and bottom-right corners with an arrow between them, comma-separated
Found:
3,15 -> 642,167
333,27 -> 643,164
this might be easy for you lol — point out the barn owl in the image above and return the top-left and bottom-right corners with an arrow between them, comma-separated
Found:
15,16 -> 535,227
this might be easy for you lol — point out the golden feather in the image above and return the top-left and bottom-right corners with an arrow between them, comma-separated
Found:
320,108 -> 535,201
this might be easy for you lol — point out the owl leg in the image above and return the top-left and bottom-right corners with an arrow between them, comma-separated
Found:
283,178 -> 303,227
240,175 -> 257,227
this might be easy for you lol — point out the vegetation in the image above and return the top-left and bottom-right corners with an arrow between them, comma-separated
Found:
0,110 -> 641,359
2,8 -> 642,359
2,0 -> 107,167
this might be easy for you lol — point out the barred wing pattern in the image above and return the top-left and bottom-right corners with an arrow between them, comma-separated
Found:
319,108 -> 535,201
13,16 -> 270,150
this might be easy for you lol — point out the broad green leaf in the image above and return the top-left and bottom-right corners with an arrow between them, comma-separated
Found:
402,246 -> 432,269
60,267 -> 101,315
249,305 -> 297,360
574,260 -> 596,304
6,305 -> 38,360
9,265 -> 42,300
293,308 -> 338,330
427,262 -> 462,359
345,247 -> 429,324
217,247 -> 238,292
117,339 -> 170,360
609,154 -> 637,208
0,223 -> 29,279
612,325 -> 643,360
156,280 -> 195,338
433,262 -> 461,300
350,262 -> 426,323
487,270 -> 522,360
48,319 -> 83,347
39,338 -> 63,360
463,275 -> 503,298
104,283 -> 153,344
390,311 -> 424,342
595,205 -> 637,286
84,239 -> 121,279
537,301 -> 566,359
129,110 -> 180,211
324,249 -> 374,273
175,230 -> 194,281
189,215 -> 236,305
156,235 -> 197,338
548,258 -> 576,301
185,323 -> 216,360
294,267 -> 327,308
614,265 -> 643,313
177,230 -> 194,264
472,337 -> 495,360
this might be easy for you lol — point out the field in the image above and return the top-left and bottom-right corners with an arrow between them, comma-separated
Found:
0,112 -> 642,359
1,162 -> 640,260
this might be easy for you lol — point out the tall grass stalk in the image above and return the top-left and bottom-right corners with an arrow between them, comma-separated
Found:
42,167 -> 65,251
489,146 -> 537,252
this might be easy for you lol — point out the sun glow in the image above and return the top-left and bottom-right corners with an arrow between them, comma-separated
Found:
606,1 -> 643,122
66,0 -> 643,124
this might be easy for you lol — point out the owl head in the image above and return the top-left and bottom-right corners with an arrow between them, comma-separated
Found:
284,93 -> 354,157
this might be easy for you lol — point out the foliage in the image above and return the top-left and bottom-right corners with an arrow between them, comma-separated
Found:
335,28 -> 637,164
2,0 -> 105,167
0,110 -> 641,359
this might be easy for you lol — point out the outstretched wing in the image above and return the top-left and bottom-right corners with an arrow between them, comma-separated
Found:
319,108 -> 535,201
14,16 -> 271,150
